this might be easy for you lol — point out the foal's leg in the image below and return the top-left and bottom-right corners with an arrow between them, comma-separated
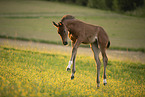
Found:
66,41 -> 75,71
66,40 -> 81,79
100,48 -> 108,85
90,43 -> 101,88
71,42 -> 76,79
71,54 -> 76,79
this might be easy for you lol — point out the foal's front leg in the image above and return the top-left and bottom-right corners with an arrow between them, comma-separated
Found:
71,54 -> 76,79
66,41 -> 75,71
66,40 -> 81,79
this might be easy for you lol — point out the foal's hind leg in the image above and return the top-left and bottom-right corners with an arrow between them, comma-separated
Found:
100,47 -> 108,85
90,43 -> 101,88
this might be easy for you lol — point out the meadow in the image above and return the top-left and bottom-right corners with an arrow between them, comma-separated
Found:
0,1 -> 145,96
0,0 -> 145,51
0,46 -> 145,97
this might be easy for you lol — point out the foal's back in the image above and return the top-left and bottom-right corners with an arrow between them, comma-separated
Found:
64,19 -> 109,46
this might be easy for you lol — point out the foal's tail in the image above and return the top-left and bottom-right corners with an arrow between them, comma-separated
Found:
107,41 -> 110,48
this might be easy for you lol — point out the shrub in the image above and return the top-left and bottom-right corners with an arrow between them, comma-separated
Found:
76,0 -> 88,6
87,0 -> 107,9
48,0 -> 144,12
118,0 -> 144,11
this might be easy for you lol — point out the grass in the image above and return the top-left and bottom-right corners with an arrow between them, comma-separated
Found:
1,35 -> 145,53
0,46 -> 144,97
0,0 -> 145,51
0,1 -> 144,96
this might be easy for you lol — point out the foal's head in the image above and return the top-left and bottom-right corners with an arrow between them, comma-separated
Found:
53,21 -> 68,45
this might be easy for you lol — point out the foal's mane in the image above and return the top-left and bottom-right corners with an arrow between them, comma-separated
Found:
61,15 -> 75,22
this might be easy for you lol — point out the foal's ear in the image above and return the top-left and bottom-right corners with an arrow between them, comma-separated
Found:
58,22 -> 63,27
52,21 -> 58,27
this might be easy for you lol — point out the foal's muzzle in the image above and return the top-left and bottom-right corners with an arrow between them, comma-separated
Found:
63,42 -> 68,45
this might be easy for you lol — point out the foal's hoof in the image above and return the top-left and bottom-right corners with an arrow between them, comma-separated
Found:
71,76 -> 74,80
66,68 -> 71,71
97,84 -> 100,88
104,83 -> 107,86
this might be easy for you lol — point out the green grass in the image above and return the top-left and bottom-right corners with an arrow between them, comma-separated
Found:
0,0 -> 145,51
1,35 -> 145,53
0,46 -> 144,96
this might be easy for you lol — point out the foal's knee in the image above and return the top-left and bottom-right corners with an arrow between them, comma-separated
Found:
103,56 -> 108,66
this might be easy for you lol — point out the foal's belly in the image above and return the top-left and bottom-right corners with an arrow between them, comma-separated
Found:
82,36 -> 96,44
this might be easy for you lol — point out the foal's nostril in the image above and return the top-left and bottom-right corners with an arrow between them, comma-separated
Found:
63,42 -> 68,45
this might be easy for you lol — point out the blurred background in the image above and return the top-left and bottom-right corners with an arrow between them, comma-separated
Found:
0,0 -> 145,52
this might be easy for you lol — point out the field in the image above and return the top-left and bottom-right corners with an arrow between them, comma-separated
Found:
0,0 -> 145,96
0,0 -> 145,51
0,46 -> 144,97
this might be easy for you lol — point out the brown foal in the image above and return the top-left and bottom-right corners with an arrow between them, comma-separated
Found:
53,15 -> 110,88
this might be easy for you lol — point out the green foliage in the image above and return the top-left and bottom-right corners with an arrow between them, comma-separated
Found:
104,0 -> 145,11
0,46 -> 145,96
47,0 -> 145,16
87,0 -> 107,9
49,0 -> 144,12
112,0 -> 119,11
118,0 -> 144,11
125,5 -> 145,17
76,0 -> 88,6
105,0 -> 119,11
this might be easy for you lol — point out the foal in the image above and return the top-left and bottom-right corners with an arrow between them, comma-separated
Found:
53,15 -> 110,88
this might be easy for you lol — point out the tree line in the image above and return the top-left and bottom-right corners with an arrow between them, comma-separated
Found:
47,0 -> 144,12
